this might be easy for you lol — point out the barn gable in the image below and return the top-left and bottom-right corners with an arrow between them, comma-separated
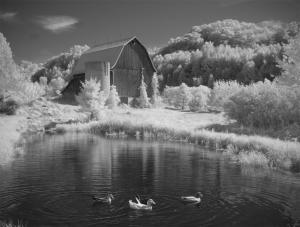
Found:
71,37 -> 156,76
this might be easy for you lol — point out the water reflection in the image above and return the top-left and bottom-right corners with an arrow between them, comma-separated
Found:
0,133 -> 299,226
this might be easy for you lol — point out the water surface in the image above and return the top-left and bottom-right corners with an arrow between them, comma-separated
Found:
1,133 -> 300,226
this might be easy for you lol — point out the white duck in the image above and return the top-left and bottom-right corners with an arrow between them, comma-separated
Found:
129,197 -> 156,210
181,192 -> 203,203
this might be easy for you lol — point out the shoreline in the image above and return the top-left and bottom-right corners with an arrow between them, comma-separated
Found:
1,102 -> 300,173
56,110 -> 300,173
0,115 -> 27,166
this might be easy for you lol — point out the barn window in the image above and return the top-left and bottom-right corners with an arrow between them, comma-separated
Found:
110,71 -> 114,85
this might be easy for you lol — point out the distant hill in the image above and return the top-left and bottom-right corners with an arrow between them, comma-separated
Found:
152,19 -> 300,87
31,45 -> 89,83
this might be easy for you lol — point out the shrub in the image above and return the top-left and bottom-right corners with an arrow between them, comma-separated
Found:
137,73 -> 150,108
164,83 -> 192,110
207,74 -> 214,89
105,85 -> 120,109
188,85 -> 211,111
0,98 -> 19,115
224,80 -> 300,128
75,78 -> 106,119
210,80 -> 245,108
164,83 -> 210,111
150,72 -> 162,107
47,77 -> 66,96
8,81 -> 45,104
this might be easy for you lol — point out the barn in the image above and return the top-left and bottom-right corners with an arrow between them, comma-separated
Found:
62,37 -> 156,104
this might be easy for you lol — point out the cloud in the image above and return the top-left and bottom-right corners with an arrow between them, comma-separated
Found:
0,12 -> 17,22
36,16 -> 78,33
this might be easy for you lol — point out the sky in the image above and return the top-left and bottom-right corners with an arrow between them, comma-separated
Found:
1,0 -> 300,63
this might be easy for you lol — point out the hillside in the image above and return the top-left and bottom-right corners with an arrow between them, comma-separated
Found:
152,19 -> 299,87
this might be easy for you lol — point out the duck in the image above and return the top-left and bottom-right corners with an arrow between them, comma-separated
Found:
181,192 -> 203,203
135,194 -> 148,204
92,193 -> 115,204
129,197 -> 156,210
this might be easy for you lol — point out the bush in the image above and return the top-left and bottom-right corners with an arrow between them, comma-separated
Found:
224,80 -> 300,128
137,73 -> 150,108
150,72 -> 162,107
210,80 -> 245,108
0,99 -> 19,115
105,85 -> 120,109
163,83 -> 211,111
75,78 -> 107,119
188,85 -> 211,111
163,83 -> 192,110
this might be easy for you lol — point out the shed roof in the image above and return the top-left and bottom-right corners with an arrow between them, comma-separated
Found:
71,36 -> 156,75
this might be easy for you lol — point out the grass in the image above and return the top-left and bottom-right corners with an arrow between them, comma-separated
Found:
56,107 -> 300,172
0,115 -> 27,165
0,97 -> 89,166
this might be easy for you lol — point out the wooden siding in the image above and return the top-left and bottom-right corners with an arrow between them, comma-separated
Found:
113,41 -> 154,97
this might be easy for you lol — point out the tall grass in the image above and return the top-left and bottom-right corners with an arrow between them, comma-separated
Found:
57,113 -> 300,172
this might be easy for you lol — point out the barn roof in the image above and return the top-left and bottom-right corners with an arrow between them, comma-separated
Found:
71,36 -> 156,75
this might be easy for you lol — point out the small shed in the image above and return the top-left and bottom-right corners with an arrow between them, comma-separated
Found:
62,37 -> 156,103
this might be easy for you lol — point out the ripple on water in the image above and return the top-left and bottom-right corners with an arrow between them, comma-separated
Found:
0,134 -> 299,226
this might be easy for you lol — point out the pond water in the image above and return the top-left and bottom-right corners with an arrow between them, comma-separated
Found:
1,133 -> 300,226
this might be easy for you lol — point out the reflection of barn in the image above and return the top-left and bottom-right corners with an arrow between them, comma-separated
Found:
62,37 -> 156,103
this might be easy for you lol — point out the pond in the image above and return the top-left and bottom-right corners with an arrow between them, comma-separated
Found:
0,133 -> 300,226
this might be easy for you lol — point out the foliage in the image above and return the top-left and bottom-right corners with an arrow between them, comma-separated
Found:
105,85 -> 120,109
224,80 -> 300,129
137,73 -> 150,108
207,74 -> 214,89
164,83 -> 195,110
188,85 -> 211,112
150,72 -> 162,107
0,33 -> 19,81
12,81 -> 46,104
277,34 -> 300,86
18,60 -> 41,80
0,32 -> 20,94
75,78 -> 106,119
152,19 -> 299,87
210,80 -> 245,108
0,98 -> 19,115
47,77 -> 66,96
31,44 -> 89,83
0,32 -> 45,105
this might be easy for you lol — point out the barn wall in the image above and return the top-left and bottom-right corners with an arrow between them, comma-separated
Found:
114,42 -> 154,97
85,61 -> 110,95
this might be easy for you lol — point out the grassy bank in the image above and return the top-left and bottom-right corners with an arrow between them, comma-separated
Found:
56,108 -> 300,172
0,115 -> 27,165
0,98 -> 89,165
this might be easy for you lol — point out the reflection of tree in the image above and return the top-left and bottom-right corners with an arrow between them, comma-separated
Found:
110,141 -> 156,196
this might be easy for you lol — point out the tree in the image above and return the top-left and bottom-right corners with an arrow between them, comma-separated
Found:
75,78 -> 106,118
277,35 -> 300,86
137,70 -> 150,108
105,85 -> 120,109
176,83 -> 192,110
150,72 -> 161,107
0,32 -> 20,93
207,74 -> 214,89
